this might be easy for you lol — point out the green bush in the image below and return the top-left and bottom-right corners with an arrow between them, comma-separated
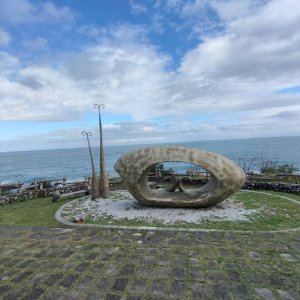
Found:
261,163 -> 297,174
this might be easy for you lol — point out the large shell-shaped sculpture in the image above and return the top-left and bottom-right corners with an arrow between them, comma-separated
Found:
114,146 -> 246,208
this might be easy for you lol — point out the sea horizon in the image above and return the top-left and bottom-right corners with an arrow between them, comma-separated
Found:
1,136 -> 300,185
1,134 -> 299,154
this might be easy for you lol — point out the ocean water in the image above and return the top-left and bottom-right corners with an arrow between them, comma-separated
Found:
0,136 -> 299,185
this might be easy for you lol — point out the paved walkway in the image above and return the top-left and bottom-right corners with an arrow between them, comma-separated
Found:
0,225 -> 299,300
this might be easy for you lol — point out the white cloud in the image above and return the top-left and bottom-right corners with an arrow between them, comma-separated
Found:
211,0 -> 264,23
0,0 -> 34,24
130,0 -> 147,14
0,28 -> 11,46
0,24 -> 172,121
0,51 -> 19,75
22,37 -> 48,50
0,0 -> 300,149
0,0 -> 75,24
180,0 -> 300,82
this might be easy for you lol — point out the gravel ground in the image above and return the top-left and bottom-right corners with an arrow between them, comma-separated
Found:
61,191 -> 260,224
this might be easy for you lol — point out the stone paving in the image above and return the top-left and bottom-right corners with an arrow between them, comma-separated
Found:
0,224 -> 299,300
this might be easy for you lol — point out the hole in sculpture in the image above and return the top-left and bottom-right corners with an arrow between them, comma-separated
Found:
147,162 -> 209,192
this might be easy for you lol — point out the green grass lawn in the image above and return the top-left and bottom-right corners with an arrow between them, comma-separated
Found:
1,191 -> 300,230
0,196 -> 78,227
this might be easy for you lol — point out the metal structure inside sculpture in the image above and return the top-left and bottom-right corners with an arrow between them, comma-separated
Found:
114,146 -> 246,208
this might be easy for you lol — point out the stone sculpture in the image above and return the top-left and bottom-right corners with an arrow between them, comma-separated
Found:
114,146 -> 246,208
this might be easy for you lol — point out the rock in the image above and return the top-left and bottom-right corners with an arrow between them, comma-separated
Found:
52,190 -> 61,203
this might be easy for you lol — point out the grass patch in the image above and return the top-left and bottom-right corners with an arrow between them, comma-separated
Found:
1,191 -> 300,231
0,196 -> 80,227
62,191 -> 300,231
255,190 -> 300,202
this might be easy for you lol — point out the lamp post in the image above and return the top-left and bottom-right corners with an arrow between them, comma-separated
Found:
94,103 -> 110,198
81,130 -> 99,200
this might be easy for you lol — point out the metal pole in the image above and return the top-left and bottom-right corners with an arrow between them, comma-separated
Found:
81,131 -> 99,200
81,131 -> 96,172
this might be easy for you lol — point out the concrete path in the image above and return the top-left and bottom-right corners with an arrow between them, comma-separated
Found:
0,224 -> 299,299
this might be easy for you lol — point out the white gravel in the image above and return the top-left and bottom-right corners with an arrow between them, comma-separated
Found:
62,191 -> 260,225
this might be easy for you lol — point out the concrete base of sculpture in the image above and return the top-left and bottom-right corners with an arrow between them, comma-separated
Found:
114,146 -> 246,208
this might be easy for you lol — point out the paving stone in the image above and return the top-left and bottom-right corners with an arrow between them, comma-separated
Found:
191,283 -> 208,299
207,271 -> 227,281
105,264 -> 121,276
62,262 -> 76,271
152,279 -> 166,295
44,273 -> 63,286
157,259 -> 169,267
105,293 -> 120,300
60,274 -> 79,288
249,251 -> 261,260
87,253 -> 99,260
206,259 -> 219,269
136,266 -> 152,278
189,258 -> 200,267
93,262 -> 105,272
60,251 -> 74,258
131,279 -> 147,293
60,290 -> 82,300
254,288 -> 276,300
269,242 -> 289,250
12,271 -> 33,283
76,262 -> 90,271
126,295 -> 143,300
227,271 -> 241,281
28,272 -> 48,286
112,277 -> 128,292
212,284 -> 231,300
190,269 -> 205,281
170,280 -> 185,299
231,285 -> 252,300
120,264 -> 135,275
172,267 -> 185,280
154,266 -> 169,279
280,254 -> 297,262
25,287 -> 45,300
267,274 -> 286,286
275,264 -> 294,274
57,234 -> 71,240
0,285 -> 11,294
77,275 -> 94,289
277,289 -> 295,300
144,255 -> 156,262
18,259 -> 35,268
243,271 -> 264,284
96,278 -> 112,290
291,241 -> 300,251
82,292 -> 105,300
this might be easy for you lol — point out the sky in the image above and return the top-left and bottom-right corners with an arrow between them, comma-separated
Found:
0,0 -> 299,152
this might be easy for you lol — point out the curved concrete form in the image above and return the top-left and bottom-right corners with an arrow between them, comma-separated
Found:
114,146 -> 246,208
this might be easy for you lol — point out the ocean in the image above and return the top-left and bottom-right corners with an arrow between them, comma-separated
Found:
0,136 -> 299,185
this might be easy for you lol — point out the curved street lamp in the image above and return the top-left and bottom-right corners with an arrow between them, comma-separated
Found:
81,130 -> 99,200
94,103 -> 110,198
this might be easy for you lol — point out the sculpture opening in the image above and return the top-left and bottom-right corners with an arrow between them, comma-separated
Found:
114,146 -> 246,208
147,162 -> 210,192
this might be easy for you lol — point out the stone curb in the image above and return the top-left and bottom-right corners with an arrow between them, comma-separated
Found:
55,190 -> 300,233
